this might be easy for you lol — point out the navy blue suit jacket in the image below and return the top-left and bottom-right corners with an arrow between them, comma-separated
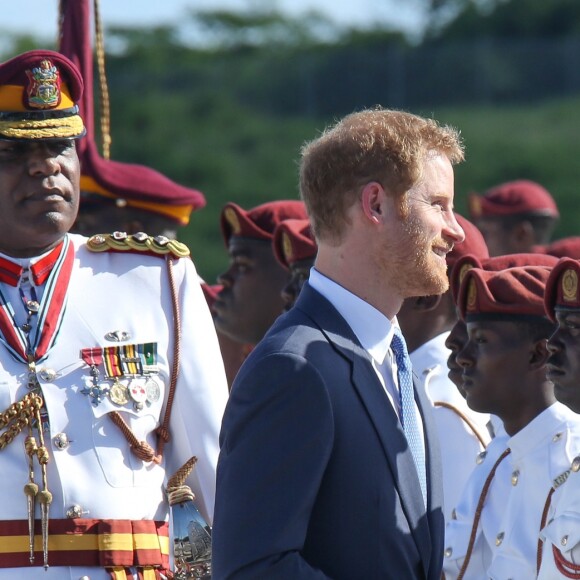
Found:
212,283 -> 444,579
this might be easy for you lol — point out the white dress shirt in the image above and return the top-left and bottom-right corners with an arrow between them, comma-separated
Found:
309,268 -> 425,451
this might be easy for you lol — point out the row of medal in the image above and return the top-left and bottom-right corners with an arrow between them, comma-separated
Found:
80,343 -> 161,410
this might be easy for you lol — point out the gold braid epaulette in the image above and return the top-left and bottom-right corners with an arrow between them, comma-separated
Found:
86,231 -> 190,258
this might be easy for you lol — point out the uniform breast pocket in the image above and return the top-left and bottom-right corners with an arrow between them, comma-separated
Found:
87,376 -> 166,488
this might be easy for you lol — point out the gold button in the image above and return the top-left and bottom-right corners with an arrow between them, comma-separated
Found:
495,532 -> 505,546
511,470 -> 520,486
572,457 -> 580,472
476,451 -> 487,465
444,547 -> 453,558
553,432 -> 563,442
562,535 -> 569,546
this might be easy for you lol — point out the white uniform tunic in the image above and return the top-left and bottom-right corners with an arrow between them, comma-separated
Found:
538,458 -> 580,578
443,403 -> 580,580
410,332 -> 491,521
0,234 -> 229,579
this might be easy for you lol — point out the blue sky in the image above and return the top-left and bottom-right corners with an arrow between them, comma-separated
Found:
3,0 -> 423,39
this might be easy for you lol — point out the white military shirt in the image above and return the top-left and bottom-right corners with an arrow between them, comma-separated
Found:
410,332 -> 491,521
538,457 -> 580,579
0,233 -> 229,579
444,402 -> 580,580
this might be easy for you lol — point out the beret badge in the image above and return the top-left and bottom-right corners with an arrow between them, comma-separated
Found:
282,232 -> 293,263
467,278 -> 477,312
459,263 -> 474,285
25,59 -> 61,110
224,207 -> 241,235
562,269 -> 578,303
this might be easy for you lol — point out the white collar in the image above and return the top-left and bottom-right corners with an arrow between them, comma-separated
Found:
309,267 -> 395,365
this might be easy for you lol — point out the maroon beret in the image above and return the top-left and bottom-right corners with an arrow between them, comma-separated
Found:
446,213 -> 489,270
220,200 -> 307,246
272,219 -> 317,269
458,265 -> 552,322
79,142 -> 205,225
533,236 -> 580,260
450,252 -> 558,305
468,180 -> 559,219
544,258 -> 580,321
0,49 -> 85,140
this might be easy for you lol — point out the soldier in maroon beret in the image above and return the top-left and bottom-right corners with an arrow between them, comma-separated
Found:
272,218 -> 317,310
446,252 -> 558,397
468,179 -> 559,257
213,200 -> 307,346
537,258 -> 580,578
444,264 -> 580,580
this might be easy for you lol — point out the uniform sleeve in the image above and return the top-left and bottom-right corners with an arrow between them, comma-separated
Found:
165,258 -> 229,524
212,350 -> 334,579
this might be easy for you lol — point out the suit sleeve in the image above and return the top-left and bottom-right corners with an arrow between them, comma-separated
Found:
212,350 -> 334,579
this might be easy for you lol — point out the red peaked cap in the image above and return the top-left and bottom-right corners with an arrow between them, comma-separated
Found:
272,218 -> 317,269
79,141 -> 205,225
533,236 -> 580,260
458,265 -> 553,322
544,258 -> 580,322
220,200 -> 308,246
450,252 -> 558,305
0,49 -> 85,140
468,179 -> 559,219
446,213 -> 489,270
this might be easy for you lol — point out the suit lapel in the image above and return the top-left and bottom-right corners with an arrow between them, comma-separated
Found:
295,285 -> 433,573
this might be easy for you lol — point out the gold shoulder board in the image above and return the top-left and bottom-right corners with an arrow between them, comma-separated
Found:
86,232 -> 190,258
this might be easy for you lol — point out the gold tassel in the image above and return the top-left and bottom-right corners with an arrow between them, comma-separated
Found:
38,489 -> 52,570
24,433 -> 39,563
23,481 -> 38,563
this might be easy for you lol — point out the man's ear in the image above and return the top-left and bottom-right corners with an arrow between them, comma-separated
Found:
360,181 -> 386,224
414,294 -> 442,312
530,338 -> 550,370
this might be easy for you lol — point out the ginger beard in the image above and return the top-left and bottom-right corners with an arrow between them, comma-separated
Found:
378,208 -> 452,299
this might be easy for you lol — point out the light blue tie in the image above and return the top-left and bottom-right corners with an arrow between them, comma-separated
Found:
391,327 -> 427,506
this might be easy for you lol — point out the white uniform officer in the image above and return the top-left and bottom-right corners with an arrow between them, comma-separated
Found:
0,50 -> 228,579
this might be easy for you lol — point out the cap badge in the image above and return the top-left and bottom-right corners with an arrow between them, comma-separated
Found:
459,263 -> 474,284
25,59 -> 61,110
224,207 -> 241,235
467,278 -> 477,311
562,269 -> 578,303
282,232 -> 293,262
